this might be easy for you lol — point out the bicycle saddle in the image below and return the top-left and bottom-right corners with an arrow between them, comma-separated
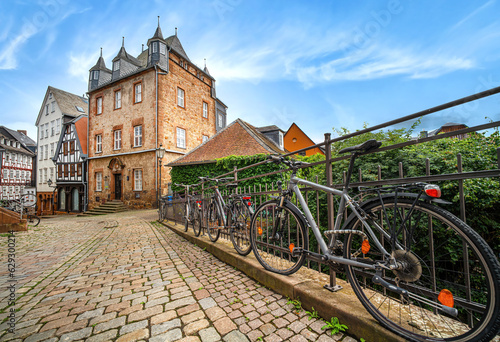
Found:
339,139 -> 382,154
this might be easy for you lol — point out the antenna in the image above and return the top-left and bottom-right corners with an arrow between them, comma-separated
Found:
122,37 -> 125,47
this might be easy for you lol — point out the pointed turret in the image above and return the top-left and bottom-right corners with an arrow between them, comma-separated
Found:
112,37 -> 141,80
147,16 -> 168,70
88,48 -> 112,91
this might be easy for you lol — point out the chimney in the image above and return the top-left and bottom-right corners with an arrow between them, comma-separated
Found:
17,130 -> 27,136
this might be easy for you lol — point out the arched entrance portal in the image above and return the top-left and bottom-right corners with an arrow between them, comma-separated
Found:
108,157 -> 125,201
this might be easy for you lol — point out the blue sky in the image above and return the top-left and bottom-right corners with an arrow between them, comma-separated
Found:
1,0 -> 499,143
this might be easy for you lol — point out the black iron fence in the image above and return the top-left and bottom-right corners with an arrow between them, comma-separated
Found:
162,85 -> 500,289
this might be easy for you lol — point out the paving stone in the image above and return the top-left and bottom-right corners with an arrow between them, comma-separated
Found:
23,329 -> 57,342
181,310 -> 206,325
198,297 -> 217,310
76,307 -> 105,321
199,327 -> 221,342
149,328 -> 182,342
56,319 -> 89,336
184,319 -> 210,335
128,305 -> 163,322
164,296 -> 196,311
40,315 -> 76,332
151,318 -> 181,336
213,317 -> 236,335
119,319 -> 148,335
94,316 -> 126,334
222,330 -> 250,342
151,310 -> 177,325
116,328 -> 149,342
206,306 -> 226,322
85,329 -> 118,342
59,327 -> 93,341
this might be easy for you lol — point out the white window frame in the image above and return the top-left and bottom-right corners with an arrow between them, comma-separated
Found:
45,104 -> 49,115
97,97 -> 102,114
96,172 -> 102,191
114,130 -> 122,150
177,88 -> 185,108
96,134 -> 102,153
177,127 -> 186,149
134,169 -> 142,191
203,102 -> 208,118
51,101 -> 55,112
218,114 -> 223,128
56,119 -> 61,134
115,90 -> 121,109
135,83 -> 142,103
51,121 -> 55,136
113,60 -> 120,71
160,42 -> 166,55
50,143 -> 54,156
279,131 -> 284,150
134,126 -> 142,147
45,144 -> 48,159
39,146 -> 43,161
45,124 -> 49,138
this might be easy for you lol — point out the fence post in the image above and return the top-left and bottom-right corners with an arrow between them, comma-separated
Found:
323,133 -> 342,292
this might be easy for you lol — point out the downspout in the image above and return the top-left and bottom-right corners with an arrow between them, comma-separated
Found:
155,64 -> 158,202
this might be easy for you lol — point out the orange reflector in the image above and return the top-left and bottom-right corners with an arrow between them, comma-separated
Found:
289,243 -> 295,254
361,239 -> 371,254
257,227 -> 263,235
438,289 -> 454,308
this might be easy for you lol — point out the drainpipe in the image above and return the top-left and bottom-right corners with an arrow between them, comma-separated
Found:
155,65 -> 158,200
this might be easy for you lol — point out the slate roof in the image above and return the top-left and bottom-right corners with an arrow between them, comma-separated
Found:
0,126 -> 35,156
167,119 -> 285,166
38,86 -> 88,123
112,45 -> 142,67
90,49 -> 111,72
257,125 -> 285,133
165,35 -> 191,62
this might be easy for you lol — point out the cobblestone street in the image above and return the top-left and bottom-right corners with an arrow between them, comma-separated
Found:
0,210 -> 358,342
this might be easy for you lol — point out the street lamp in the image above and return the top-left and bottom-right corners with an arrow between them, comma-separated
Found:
47,178 -> 57,215
156,144 -> 166,207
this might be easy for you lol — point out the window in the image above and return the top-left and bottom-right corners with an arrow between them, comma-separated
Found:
56,119 -> 61,134
51,101 -> 55,112
134,169 -> 142,191
76,106 -> 85,113
177,88 -> 185,107
45,144 -> 48,159
115,90 -> 121,109
279,131 -> 284,149
134,83 -> 142,103
114,130 -> 122,150
134,126 -> 142,147
113,60 -> 119,71
70,141 -> 75,154
44,168 -> 47,183
39,146 -> 43,160
51,121 -> 55,136
50,168 -> 54,181
97,97 -> 102,114
177,127 -> 186,148
218,114 -> 223,128
96,172 -> 102,191
50,143 -> 54,156
95,135 -> 102,153
203,102 -> 208,118
202,135 -> 209,143
152,42 -> 158,53
160,42 -> 166,55
45,124 -> 49,138
39,169 -> 43,183
91,70 -> 99,80
49,92 -> 52,99
45,104 -> 49,115
39,127 -> 43,140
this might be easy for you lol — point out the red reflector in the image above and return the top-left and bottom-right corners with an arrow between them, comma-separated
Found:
243,197 -> 251,200
424,184 -> 441,198
196,201 -> 202,204
247,202 -> 252,206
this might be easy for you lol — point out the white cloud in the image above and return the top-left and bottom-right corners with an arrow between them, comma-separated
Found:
0,26 -> 36,70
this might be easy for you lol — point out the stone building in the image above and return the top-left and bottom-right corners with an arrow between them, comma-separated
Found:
87,20 -> 227,209
35,86 -> 88,215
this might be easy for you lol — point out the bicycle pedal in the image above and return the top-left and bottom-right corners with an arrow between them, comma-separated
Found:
291,247 -> 304,257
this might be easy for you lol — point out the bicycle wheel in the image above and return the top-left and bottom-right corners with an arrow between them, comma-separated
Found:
183,202 -> 190,232
28,215 -> 40,227
192,205 -> 202,237
230,200 -> 253,256
250,200 -> 308,275
344,197 -> 500,342
206,201 -> 221,242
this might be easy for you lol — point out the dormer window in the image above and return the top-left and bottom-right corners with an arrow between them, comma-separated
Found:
113,60 -> 120,71
279,132 -> 284,150
152,42 -> 158,54
76,106 -> 85,113
160,42 -> 166,55
49,93 -> 52,99
91,70 -> 99,80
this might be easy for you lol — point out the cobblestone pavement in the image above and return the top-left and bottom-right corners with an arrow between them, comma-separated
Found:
0,210 -> 359,342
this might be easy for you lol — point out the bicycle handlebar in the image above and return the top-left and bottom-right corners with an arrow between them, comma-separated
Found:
198,176 -> 234,183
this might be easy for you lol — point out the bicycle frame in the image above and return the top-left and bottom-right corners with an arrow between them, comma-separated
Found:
287,175 -> 393,271
211,187 -> 228,227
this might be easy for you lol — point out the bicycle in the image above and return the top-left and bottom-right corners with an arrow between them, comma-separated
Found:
158,195 -> 169,224
2,194 -> 40,227
200,176 -> 254,256
173,183 -> 202,235
249,139 -> 500,342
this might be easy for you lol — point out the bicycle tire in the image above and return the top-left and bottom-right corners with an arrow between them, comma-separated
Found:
192,206 -> 202,237
21,193 -> 37,207
250,200 -> 308,275
184,203 -> 190,232
343,197 -> 500,342
28,215 -> 40,227
230,200 -> 252,256
206,201 -> 221,242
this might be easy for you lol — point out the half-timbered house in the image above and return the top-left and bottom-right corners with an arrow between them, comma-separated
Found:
52,115 -> 88,213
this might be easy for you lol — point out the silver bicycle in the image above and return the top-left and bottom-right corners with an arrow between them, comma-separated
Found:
250,139 -> 500,342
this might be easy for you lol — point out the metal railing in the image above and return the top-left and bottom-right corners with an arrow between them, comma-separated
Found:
162,85 -> 500,296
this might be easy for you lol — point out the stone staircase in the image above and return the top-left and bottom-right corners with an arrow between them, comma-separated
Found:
77,200 -> 128,217
0,207 -> 27,232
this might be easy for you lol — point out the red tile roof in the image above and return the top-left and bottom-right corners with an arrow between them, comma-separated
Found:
168,119 -> 284,166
